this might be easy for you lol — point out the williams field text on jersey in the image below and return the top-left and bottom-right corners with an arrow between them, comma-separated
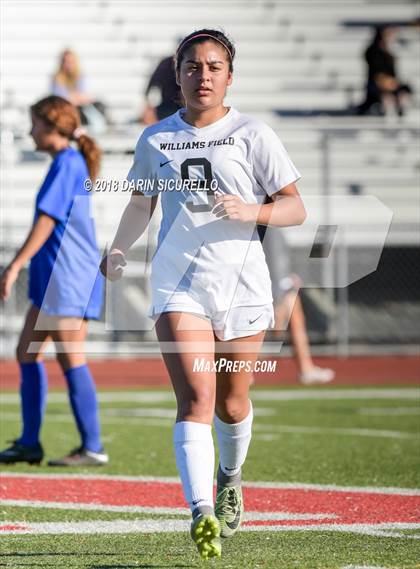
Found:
159,137 -> 235,151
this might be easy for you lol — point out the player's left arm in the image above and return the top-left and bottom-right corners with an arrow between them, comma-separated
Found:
213,183 -> 306,227
0,213 -> 56,300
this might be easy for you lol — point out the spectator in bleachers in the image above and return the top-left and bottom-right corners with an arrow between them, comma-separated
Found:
140,55 -> 184,125
51,49 -> 108,132
357,26 -> 412,116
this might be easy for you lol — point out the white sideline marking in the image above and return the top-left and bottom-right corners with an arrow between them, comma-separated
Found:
2,412 -> 415,439
241,523 -> 420,539
1,520 -> 419,538
103,406 -> 275,418
104,407 -> 176,418
0,519 -> 188,534
0,407 -> 287,422
253,424 -> 418,440
254,434 -> 279,441
250,389 -> 420,402
0,500 -> 336,521
0,392 -> 174,405
1,500 -> 189,515
0,412 -> 174,428
247,512 -> 337,521
2,399 -> 417,439
0,406 -> 274,428
2,473 -> 420,496
357,406 -> 420,416
342,566 -> 391,569
1,388 -> 419,405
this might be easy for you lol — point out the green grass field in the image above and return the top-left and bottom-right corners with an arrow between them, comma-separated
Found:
1,386 -> 419,568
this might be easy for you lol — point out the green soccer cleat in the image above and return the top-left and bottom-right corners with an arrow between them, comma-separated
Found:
190,513 -> 222,560
215,467 -> 244,538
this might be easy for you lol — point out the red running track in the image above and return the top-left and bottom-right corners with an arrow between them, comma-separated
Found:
0,356 -> 419,389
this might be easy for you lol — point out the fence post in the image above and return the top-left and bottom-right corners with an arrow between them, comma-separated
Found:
337,228 -> 350,357
320,130 -> 336,347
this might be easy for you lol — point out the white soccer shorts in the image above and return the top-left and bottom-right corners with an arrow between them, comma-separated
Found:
149,291 -> 274,341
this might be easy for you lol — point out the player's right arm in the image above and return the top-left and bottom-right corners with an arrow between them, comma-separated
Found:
100,192 -> 158,281
101,129 -> 159,281
0,214 -> 56,300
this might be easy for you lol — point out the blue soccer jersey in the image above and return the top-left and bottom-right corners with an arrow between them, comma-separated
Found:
29,147 -> 103,319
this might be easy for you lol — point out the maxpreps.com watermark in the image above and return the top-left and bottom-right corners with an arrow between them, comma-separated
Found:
193,358 -> 277,373
84,178 -> 219,193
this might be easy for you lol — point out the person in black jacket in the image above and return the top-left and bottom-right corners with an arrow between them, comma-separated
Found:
141,56 -> 184,124
357,26 -> 412,116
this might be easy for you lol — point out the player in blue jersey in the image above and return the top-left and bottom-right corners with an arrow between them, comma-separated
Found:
0,96 -> 108,467
101,30 -> 306,558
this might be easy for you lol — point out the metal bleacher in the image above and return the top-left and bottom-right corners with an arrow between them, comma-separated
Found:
1,0 -> 419,353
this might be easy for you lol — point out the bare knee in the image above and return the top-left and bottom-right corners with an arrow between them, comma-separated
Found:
216,395 -> 250,424
56,352 -> 85,373
177,389 -> 215,423
16,342 -> 40,364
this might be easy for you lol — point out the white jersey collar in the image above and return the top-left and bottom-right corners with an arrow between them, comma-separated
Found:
174,107 -> 236,136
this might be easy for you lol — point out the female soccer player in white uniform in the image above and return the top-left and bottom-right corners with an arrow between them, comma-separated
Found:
101,29 -> 306,559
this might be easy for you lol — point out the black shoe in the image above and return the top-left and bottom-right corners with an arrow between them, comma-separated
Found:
0,440 -> 44,465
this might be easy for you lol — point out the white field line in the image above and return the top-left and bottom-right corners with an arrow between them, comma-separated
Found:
0,500 -> 189,515
250,389 -> 420,401
0,392 -> 174,405
341,566 -> 391,569
103,408 -> 175,418
1,473 -> 420,496
357,407 -> 420,416
102,407 -> 275,418
241,522 -> 420,539
0,519 -> 187,534
0,500 -> 336,521
1,410 -> 416,439
0,412 -> 174,428
245,512 -> 336,521
0,520 -> 419,538
253,434 -> 280,441
253,424 -> 418,440
0,407 -> 287,421
1,388 -> 419,405
0,408 -> 272,428
242,481 -> 420,496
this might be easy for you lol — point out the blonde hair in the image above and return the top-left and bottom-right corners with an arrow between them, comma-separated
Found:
54,49 -> 81,89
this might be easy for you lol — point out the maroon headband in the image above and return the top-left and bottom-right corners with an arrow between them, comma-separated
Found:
176,33 -> 233,62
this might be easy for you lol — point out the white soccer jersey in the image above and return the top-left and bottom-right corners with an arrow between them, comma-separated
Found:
127,107 -> 300,313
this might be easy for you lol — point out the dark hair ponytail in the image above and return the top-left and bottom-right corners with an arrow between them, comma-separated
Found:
74,132 -> 101,181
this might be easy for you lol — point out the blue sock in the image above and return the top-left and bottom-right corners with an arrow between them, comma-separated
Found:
64,364 -> 102,453
18,361 -> 48,447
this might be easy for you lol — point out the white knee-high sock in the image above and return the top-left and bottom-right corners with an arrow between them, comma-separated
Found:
173,421 -> 215,513
214,401 -> 253,476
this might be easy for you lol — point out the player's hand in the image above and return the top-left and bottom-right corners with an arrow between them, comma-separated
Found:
0,264 -> 19,301
213,193 -> 258,223
100,249 -> 127,281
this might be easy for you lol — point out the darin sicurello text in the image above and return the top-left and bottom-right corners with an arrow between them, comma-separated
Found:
90,178 -> 220,193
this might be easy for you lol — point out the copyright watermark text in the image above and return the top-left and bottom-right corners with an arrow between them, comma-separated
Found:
84,178 -> 219,193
